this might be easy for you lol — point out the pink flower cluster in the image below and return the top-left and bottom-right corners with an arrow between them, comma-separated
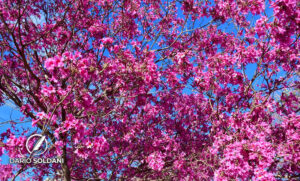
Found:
147,151 -> 165,171
101,37 -> 113,44
0,0 -> 298,180
44,56 -> 64,71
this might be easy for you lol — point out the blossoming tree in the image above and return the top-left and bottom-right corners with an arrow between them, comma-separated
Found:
0,0 -> 299,180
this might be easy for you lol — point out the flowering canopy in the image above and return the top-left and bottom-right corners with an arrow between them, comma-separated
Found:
0,0 -> 299,180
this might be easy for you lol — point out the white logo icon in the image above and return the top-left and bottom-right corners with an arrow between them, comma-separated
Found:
26,134 -> 48,156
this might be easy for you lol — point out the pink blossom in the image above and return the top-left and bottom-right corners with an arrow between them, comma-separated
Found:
101,37 -> 113,44
147,151 -> 165,171
44,56 -> 64,71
